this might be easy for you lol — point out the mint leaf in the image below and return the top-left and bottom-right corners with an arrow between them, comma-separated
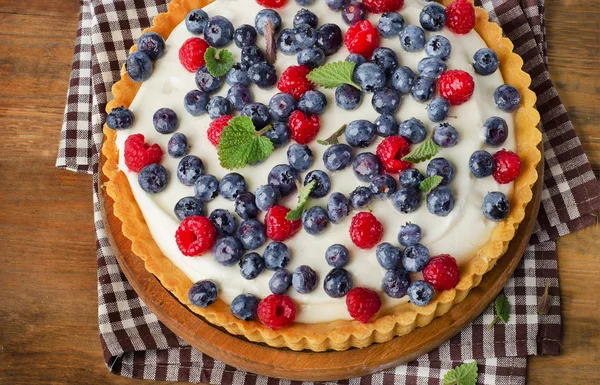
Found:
419,175 -> 443,194
286,180 -> 316,221
443,361 -> 478,385
307,61 -> 361,90
317,124 -> 347,146
402,136 -> 440,164
217,116 -> 274,169
537,279 -> 552,314
487,293 -> 510,330
204,47 -> 234,77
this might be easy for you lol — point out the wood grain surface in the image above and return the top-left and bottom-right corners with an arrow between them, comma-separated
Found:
0,0 -> 598,384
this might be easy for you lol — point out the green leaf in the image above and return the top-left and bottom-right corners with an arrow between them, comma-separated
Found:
443,361 -> 478,385
217,116 -> 274,170
317,124 -> 347,146
307,61 -> 361,90
285,180 -> 316,221
402,137 -> 441,164
487,293 -> 511,330
419,175 -> 443,194
537,279 -> 552,315
204,47 -> 234,77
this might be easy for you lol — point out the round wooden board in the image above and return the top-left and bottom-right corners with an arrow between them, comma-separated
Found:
99,146 -> 543,381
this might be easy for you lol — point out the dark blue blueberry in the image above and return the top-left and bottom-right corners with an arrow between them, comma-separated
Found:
399,168 -> 425,188
411,76 -> 436,103
326,0 -> 349,11
188,280 -> 217,308
375,114 -> 399,137
472,48 -> 499,76
323,268 -> 353,298
426,186 -> 455,216
263,242 -> 290,270
203,16 -> 234,47
269,269 -> 292,294
419,3 -> 446,31
323,143 -> 353,171
268,164 -> 298,197
235,191 -> 260,220
378,12 -> 405,38
353,63 -> 386,92
126,51 -> 152,82
382,268 -> 411,298
315,24 -> 343,56
234,24 -> 257,48
407,280 -> 434,306
370,174 -> 398,199
372,87 -> 401,114
371,47 -> 398,76
153,107 -> 178,134
227,84 -> 252,111
399,118 -> 427,144
294,8 -> 318,28
425,35 -> 451,61
177,155 -> 205,186
174,196 -> 204,221
426,157 -> 455,185
226,63 -> 250,86
392,187 -> 421,213
427,97 -> 450,122
269,93 -> 297,121
325,244 -> 350,267
418,57 -> 446,79
277,28 -> 301,55
391,66 -> 417,94
287,144 -> 313,171
194,174 -> 219,201
335,84 -> 362,110
240,45 -> 265,70
304,170 -> 331,198
185,9 -> 209,34
398,223 -> 422,247
138,32 -> 165,60
241,102 -> 271,129
483,116 -> 508,146
195,65 -> 223,94
213,236 -> 243,266
352,152 -> 382,182
297,47 -> 326,68
346,53 -> 367,68
376,242 -> 402,269
402,244 -> 429,272
482,191 -> 510,221
349,186 -> 373,208
184,89 -> 209,116
106,106 -> 134,130
296,0 -> 315,5
494,85 -> 521,112
264,122 -> 290,148
293,24 -> 317,49
327,192 -> 350,224
248,62 -> 277,89
236,219 -> 266,250
399,25 -> 426,52
255,184 -> 281,211
168,133 -> 189,158
219,172 -> 247,200
239,252 -> 265,279
299,90 -> 327,115
345,119 -> 376,148
432,122 -> 459,148
341,2 -> 367,25
469,150 -> 494,178
209,209 -> 237,236
292,265 -> 318,294
302,206 -> 329,235
255,9 -> 282,35
207,96 -> 232,119
230,293 -> 259,320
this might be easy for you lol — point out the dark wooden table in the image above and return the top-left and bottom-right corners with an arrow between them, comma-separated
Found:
0,0 -> 598,384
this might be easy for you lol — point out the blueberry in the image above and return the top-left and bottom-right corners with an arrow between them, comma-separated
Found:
167,133 -> 189,158
304,170 -> 331,198
327,192 -> 350,223
226,84 -> 252,111
316,24 -> 343,56
392,187 -> 421,213
398,118 -> 427,144
213,236 -> 243,265
248,62 -> 277,89
264,122 -> 290,148
194,174 -> 219,201
302,206 -> 329,235
426,158 -> 455,185
472,48 -> 499,76
239,252 -> 265,279
352,152 -> 382,182
219,172 -> 247,200
378,12 -> 405,38
153,107 -> 178,134
287,144 -> 313,171
375,114 -> 399,137
185,9 -> 209,34
372,87 -> 401,114
432,122 -> 459,148
382,268 -> 411,298
427,97 -> 450,122
294,8 -> 318,28
268,164 -> 299,196
292,265 -> 318,294
269,93 -> 297,121
295,0 -> 314,5
371,47 -> 398,76
411,76 -> 436,103
255,9 -> 282,35
494,85 -> 521,112
402,243 -> 429,272
418,57 -> 446,79
326,0 -> 349,11
226,63 -> 250,86
483,116 -> 508,146
230,293 -> 259,320
324,268 -> 353,298
126,51 -> 152,82
346,54 -> 367,69
398,223 -> 422,247
241,102 -> 271,129
209,209 -> 237,236
349,186 -> 373,208
323,143 -> 353,171
177,155 -> 205,186
298,90 -> 327,115
426,186 -> 455,216
234,24 -> 257,48
207,96 -> 232,119
236,219 -> 266,250
174,196 -> 204,221
341,2 -> 367,25
264,242 -> 290,270
419,3 -> 446,31
297,47 -> 326,68
255,184 -> 281,211
203,16 -> 234,47
138,32 -> 166,60
370,174 -> 398,199
184,89 -> 209,116
293,24 -> 317,49
399,168 -> 425,189
469,150 -> 494,178
345,120 -> 376,148
335,84 -> 362,110
106,106 -> 134,130
353,63 -> 386,92
188,280 -> 217,308
391,66 -> 417,94
407,280 -> 434,306
425,35 -> 452,61
277,28 -> 301,55
195,66 -> 223,94
240,45 -> 265,70
325,244 -> 350,267
235,191 -> 260,220
269,269 -> 293,294
482,191 -> 510,221
376,242 -> 401,269
399,25 -> 426,52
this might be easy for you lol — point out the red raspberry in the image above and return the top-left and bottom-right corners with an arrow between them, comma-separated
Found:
349,212 -> 383,249
179,37 -> 210,72
265,205 -> 302,241
344,20 -> 379,58
207,115 -> 233,147
492,149 -> 522,184
277,65 -> 314,100
256,0 -> 287,8
175,216 -> 216,257
123,133 -> 163,173
446,0 -> 476,35
362,0 -> 403,13
257,294 -> 296,330
376,136 -> 412,173
438,70 -> 475,106
288,110 -> 320,144
423,254 -> 460,291
346,287 -> 381,323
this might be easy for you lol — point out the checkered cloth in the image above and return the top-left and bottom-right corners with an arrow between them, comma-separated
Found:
56,0 -> 600,383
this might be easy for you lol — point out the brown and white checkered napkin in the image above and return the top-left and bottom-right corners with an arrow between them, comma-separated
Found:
57,0 -> 600,383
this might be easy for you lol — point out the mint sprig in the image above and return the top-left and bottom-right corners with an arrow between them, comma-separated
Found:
217,116 -> 274,170
307,61 -> 361,90
317,124 -> 347,146
419,175 -> 443,194
285,180 -> 316,221
487,293 -> 510,330
402,136 -> 440,164
443,361 -> 478,385
204,47 -> 234,77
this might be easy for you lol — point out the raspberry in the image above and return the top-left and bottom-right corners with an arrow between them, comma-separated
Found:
265,205 -> 302,241
422,254 -> 460,291
207,115 -> 233,147
376,136 -> 412,173
438,70 -> 475,106
288,110 -> 320,144
179,37 -> 210,72
277,65 -> 314,100
349,212 -> 383,249
256,0 -> 287,8
257,294 -> 296,329
344,20 -> 379,58
446,0 -> 476,35
492,149 -> 522,184
175,216 -> 216,257
124,133 -> 163,173
362,0 -> 403,13
346,287 -> 381,323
